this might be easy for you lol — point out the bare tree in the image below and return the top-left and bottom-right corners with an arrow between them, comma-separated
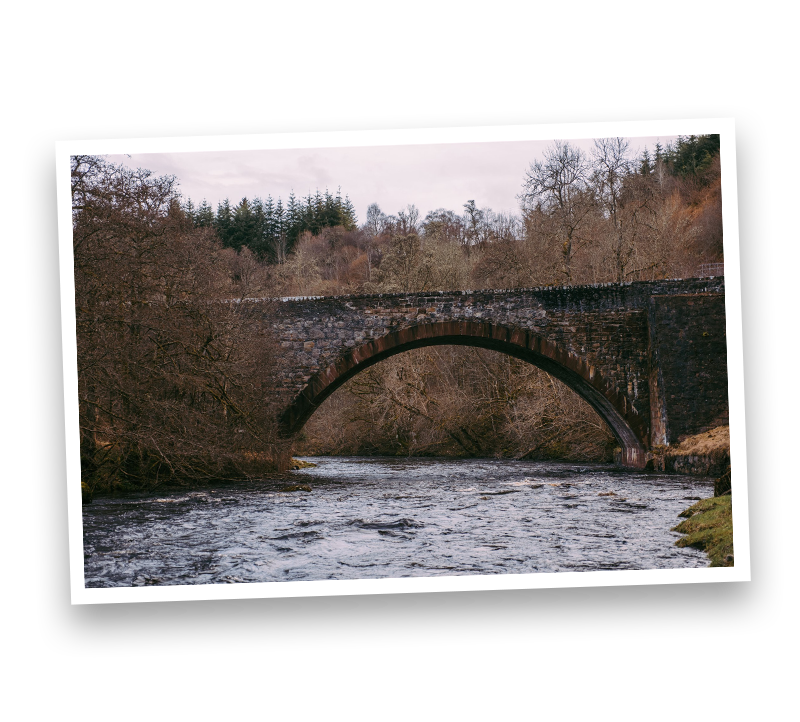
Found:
422,208 -> 466,246
519,141 -> 595,283
591,138 -> 631,281
396,204 -> 420,236
462,199 -> 484,254
372,233 -> 433,293
364,202 -> 387,237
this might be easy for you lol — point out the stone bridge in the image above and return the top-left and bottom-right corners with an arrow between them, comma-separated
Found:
265,278 -> 728,468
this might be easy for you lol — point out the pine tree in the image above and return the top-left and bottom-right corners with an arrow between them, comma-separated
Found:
312,190 -> 324,235
639,148 -> 653,176
182,198 -> 196,225
274,198 -> 288,263
215,199 -> 234,248
342,194 -> 357,229
275,197 -> 285,234
263,196 -> 277,262
195,199 -> 214,228
286,191 -> 303,251
668,134 -> 720,180
322,189 -> 337,228
189,181 -> 359,263
249,198 -> 270,259
230,198 -> 256,251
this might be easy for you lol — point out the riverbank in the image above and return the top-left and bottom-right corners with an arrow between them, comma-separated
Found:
618,424 -> 732,567
672,495 -> 734,566
81,458 -> 315,503
649,425 -> 730,476
672,442 -> 733,567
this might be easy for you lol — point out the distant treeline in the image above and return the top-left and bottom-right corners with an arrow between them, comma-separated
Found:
640,134 -> 721,179
182,188 -> 357,263
181,133 -> 721,280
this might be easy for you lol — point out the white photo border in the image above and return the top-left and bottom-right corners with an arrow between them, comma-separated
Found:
56,118 -> 749,605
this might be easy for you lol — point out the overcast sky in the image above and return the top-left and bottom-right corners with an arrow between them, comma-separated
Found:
108,135 -> 677,223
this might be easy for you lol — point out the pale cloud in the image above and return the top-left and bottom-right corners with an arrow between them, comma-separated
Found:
108,135 -> 676,223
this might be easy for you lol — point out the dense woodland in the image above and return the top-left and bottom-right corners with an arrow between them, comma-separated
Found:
73,135 -> 723,490
72,156 -> 286,492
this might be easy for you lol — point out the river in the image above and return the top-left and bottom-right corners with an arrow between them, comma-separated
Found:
82,457 -> 712,587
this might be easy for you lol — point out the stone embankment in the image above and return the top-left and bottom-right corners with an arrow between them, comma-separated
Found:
648,425 -> 730,479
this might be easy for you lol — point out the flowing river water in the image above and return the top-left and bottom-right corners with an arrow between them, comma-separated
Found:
82,457 -> 713,587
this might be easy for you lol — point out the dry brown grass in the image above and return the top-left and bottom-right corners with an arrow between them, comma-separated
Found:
668,425 -> 729,456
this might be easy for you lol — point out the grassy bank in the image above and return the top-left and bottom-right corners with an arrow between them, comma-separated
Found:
672,495 -> 734,566
663,425 -> 734,567
650,425 -> 730,476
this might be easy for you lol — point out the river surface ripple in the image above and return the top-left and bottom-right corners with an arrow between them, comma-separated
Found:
82,457 -> 713,587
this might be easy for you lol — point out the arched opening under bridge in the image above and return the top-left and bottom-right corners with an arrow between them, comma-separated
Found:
279,320 -> 647,467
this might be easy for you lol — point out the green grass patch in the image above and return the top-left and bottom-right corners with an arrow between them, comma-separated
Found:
672,496 -> 733,567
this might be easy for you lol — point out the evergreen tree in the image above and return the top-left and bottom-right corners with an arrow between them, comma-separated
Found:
263,195 -> 275,233
231,197 -> 256,251
303,193 -> 316,235
261,196 -> 276,259
195,199 -> 215,228
639,148 -> 653,176
274,198 -> 288,263
183,180 -> 358,263
249,198 -> 271,259
275,197 -> 285,234
182,198 -> 196,225
312,190 -> 324,235
342,194 -> 357,229
660,139 -> 678,171
215,199 -> 234,248
322,189 -> 337,228
286,191 -> 303,251
668,134 -> 720,180
335,186 -> 344,215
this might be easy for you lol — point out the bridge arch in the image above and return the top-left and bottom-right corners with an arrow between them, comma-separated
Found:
280,320 -> 647,467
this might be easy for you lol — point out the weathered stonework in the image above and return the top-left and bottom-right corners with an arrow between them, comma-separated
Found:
249,278 -> 727,468
648,294 -> 729,444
